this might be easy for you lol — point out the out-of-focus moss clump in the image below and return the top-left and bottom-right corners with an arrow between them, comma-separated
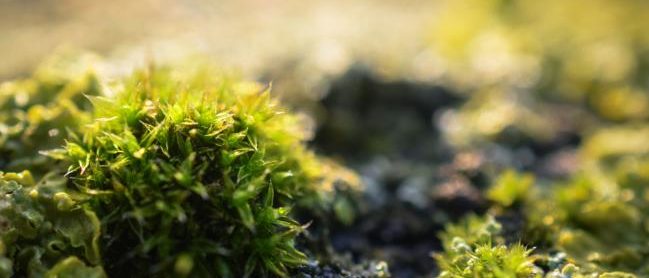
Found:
0,170 -> 105,278
524,126 -> 649,275
0,55 -> 101,177
521,143 -> 649,275
431,6 -> 649,275
437,125 -> 649,276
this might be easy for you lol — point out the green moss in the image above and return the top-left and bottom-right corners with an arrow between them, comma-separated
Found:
487,170 -> 534,208
532,172 -> 649,274
51,66 -> 357,277
438,214 -> 503,251
436,214 -> 640,277
0,56 -> 100,177
438,171 -> 649,277
512,131 -> 649,275
435,215 -> 540,278
438,242 -> 537,278
0,171 -> 105,278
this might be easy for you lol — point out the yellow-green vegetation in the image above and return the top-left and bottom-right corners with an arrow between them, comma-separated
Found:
429,0 -> 649,104
487,170 -> 534,208
59,66 -> 356,277
0,56 -> 100,177
435,214 -> 640,277
522,132 -> 649,275
0,171 -> 105,278
438,242 -> 536,278
0,61 -> 359,277
437,151 -> 649,276
432,3 -> 649,274
431,0 -> 649,152
435,215 -> 540,277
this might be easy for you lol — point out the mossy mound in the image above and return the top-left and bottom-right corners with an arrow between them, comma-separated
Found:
0,61 -> 359,277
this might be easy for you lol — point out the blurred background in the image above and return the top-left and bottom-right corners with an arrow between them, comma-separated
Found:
3,0 -> 649,276
0,0 -> 438,95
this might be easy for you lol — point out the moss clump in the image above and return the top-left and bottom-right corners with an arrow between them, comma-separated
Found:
51,66 -> 355,277
0,58 -> 359,277
0,170 -> 105,278
513,129 -> 649,276
435,215 -> 639,277
435,215 -> 540,278
438,242 -> 537,278
0,56 -> 100,177
528,173 -> 649,275
437,127 -> 649,276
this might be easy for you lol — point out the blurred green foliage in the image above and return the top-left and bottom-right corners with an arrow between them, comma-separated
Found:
0,170 -> 105,278
431,0 -> 649,152
433,2 -> 649,274
487,170 -> 534,208
438,122 -> 649,275
0,55 -> 100,177
439,132 -> 649,276
530,168 -> 649,274
430,0 -> 649,102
